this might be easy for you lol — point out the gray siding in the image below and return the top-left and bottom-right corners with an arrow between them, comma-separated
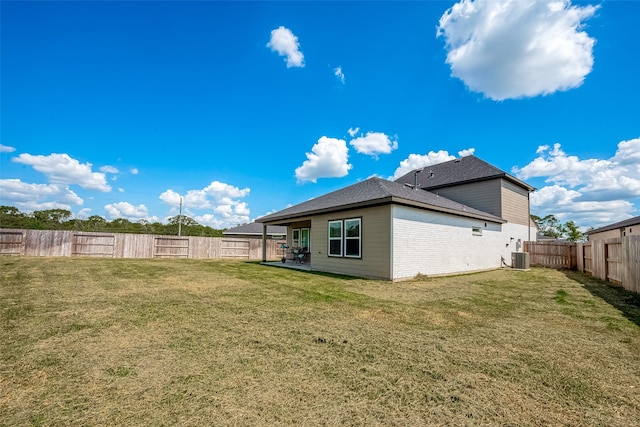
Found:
432,180 -> 502,218
588,229 -> 621,241
501,179 -> 530,226
310,205 -> 392,280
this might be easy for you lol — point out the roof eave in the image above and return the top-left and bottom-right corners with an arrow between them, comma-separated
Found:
257,196 -> 395,224
424,173 -> 535,192
390,196 -> 507,224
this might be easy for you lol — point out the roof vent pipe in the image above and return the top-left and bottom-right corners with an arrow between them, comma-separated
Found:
413,168 -> 424,190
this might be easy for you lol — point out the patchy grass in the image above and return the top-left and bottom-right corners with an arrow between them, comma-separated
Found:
1,258 -> 639,426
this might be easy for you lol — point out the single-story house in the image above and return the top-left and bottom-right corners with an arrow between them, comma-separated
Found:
223,222 -> 287,240
257,155 -> 536,280
585,215 -> 640,241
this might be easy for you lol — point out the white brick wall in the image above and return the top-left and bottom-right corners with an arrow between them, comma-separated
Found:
391,205 -> 531,280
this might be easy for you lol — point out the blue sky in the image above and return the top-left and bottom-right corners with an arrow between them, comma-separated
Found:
1,0 -> 639,230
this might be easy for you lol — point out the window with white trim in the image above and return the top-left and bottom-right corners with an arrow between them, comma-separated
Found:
344,218 -> 361,258
328,218 -> 362,258
328,220 -> 342,256
292,229 -> 300,247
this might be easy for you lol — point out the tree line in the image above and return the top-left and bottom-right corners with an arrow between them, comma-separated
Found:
0,206 -> 225,237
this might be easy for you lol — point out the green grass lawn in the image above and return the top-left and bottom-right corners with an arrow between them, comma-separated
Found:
1,258 -> 639,426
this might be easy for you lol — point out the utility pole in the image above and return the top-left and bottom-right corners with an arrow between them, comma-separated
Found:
178,197 -> 182,237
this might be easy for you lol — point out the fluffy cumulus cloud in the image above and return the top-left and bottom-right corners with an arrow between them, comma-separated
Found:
104,202 -> 149,220
349,131 -> 398,158
13,153 -> 111,191
267,26 -> 304,68
295,136 -> 352,183
159,180 -> 251,228
0,144 -> 16,153
0,179 -> 83,211
437,0 -> 598,100
513,138 -> 640,228
390,148 -> 474,180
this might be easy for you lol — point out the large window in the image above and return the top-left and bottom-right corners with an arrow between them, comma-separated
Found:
328,218 -> 361,258
328,220 -> 342,256
344,218 -> 361,258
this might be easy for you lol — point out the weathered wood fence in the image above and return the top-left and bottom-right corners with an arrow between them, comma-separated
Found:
524,238 -> 639,294
0,229 -> 284,260
524,241 -> 577,269
577,236 -> 640,294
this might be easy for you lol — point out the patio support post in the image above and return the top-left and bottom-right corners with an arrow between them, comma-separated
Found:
262,223 -> 267,262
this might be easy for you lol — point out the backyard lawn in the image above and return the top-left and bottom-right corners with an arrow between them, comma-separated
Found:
1,257 -> 639,426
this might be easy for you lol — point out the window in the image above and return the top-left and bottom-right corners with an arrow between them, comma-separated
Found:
328,220 -> 342,256
472,226 -> 482,236
300,228 -> 310,250
328,218 -> 361,258
292,228 -> 310,250
344,218 -> 361,258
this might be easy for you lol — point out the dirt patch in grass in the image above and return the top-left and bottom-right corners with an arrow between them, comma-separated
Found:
1,258 -> 639,425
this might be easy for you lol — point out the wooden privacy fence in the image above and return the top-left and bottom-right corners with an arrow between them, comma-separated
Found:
577,236 -> 640,294
524,241 -> 577,269
524,238 -> 639,294
0,229 -> 284,260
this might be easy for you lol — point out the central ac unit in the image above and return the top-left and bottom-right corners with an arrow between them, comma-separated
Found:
511,252 -> 530,269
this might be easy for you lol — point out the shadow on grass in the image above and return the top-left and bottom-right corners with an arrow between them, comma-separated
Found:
247,261 -> 367,281
563,270 -> 640,327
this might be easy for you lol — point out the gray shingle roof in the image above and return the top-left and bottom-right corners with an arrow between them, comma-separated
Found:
256,177 -> 505,224
585,215 -> 640,235
223,222 -> 287,236
395,155 -> 534,191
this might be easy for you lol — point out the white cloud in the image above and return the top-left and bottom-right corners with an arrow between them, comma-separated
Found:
530,185 -> 634,228
348,127 -> 360,137
458,148 -> 476,157
159,189 -> 182,207
267,26 -> 305,68
104,202 -> 149,220
0,144 -> 16,153
0,179 -> 83,211
437,0 -> 598,100
390,149 -> 474,180
159,181 -> 251,228
513,138 -> 640,228
334,66 -> 345,84
77,208 -> 92,219
295,136 -> 352,183
100,165 -> 119,174
12,153 -> 111,192
130,168 -> 139,175
349,132 -> 398,158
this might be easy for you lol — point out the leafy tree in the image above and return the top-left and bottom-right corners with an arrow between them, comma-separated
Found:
532,214 -> 585,242
564,220 -> 585,242
167,215 -> 199,227
32,209 -> 72,229
0,205 -> 26,228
